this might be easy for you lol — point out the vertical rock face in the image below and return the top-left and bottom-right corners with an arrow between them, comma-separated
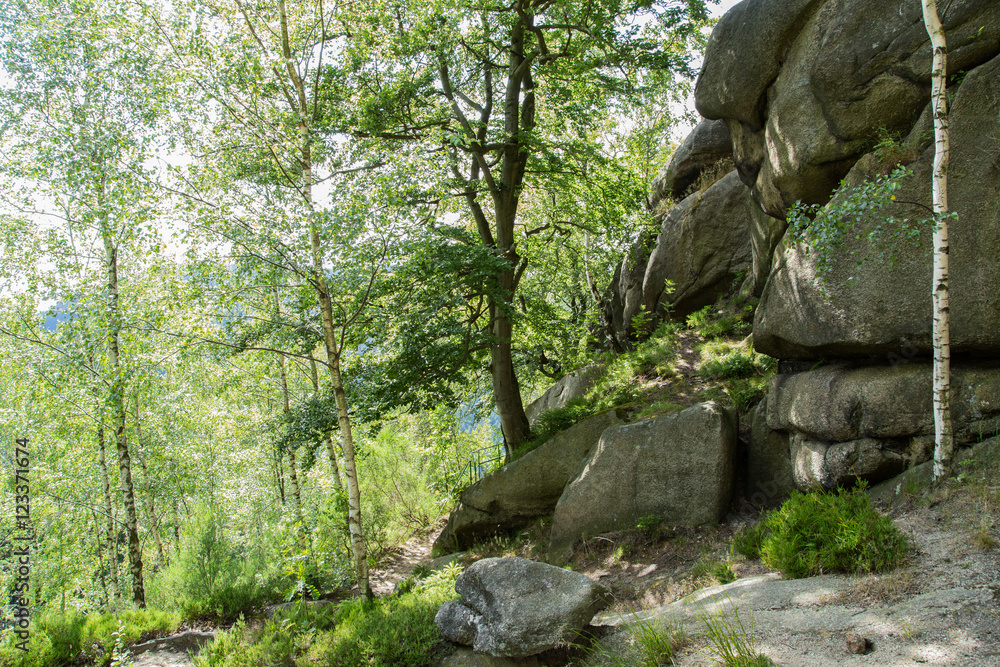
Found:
753,52 -> 1000,359
696,0 -> 1000,219
435,557 -> 612,658
548,402 -> 737,563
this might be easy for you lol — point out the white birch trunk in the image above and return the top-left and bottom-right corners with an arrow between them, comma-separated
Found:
922,0 -> 954,483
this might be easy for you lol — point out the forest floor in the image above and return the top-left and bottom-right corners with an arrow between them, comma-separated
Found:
425,443 -> 1000,666
133,447 -> 999,667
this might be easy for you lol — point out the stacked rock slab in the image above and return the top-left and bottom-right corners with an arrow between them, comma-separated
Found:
435,557 -> 612,658
768,363 -> 1000,490
549,402 -> 737,564
433,411 -> 621,553
605,117 -> 752,346
690,0 -> 1000,492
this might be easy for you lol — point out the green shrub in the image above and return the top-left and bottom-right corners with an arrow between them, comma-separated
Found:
197,564 -> 462,667
750,486 -> 908,578
148,505 -> 285,620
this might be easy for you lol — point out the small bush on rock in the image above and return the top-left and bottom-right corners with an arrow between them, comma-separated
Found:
739,486 -> 908,578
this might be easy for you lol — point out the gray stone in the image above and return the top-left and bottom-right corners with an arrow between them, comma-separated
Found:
610,238 -> 654,345
437,600 -> 478,646
549,402 -> 737,563
651,119 -> 732,203
767,363 -> 1000,444
746,396 -> 794,504
525,366 -> 602,427
642,170 -> 753,321
435,557 -> 611,658
434,412 -> 622,553
695,0 -> 828,129
754,52 -> 1000,359
791,434 -> 913,491
698,0 -> 1000,220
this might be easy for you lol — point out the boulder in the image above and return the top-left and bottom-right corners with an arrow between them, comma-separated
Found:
608,170 -> 753,343
611,237 -> 655,345
642,170 -> 754,320
767,363 -> 1000,444
525,366 -> 602,426
651,119 -> 732,203
549,402 -> 737,564
434,412 -> 622,552
697,0 -> 1000,219
789,434 -> 913,491
753,52 -> 1000,359
435,557 -> 611,658
695,0 -> 827,130
745,397 -> 795,505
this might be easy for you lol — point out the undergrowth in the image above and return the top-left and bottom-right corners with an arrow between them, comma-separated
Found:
732,485 -> 908,578
0,608 -> 180,667
196,564 -> 462,667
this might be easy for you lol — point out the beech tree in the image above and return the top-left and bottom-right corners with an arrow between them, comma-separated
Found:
322,0 -> 708,457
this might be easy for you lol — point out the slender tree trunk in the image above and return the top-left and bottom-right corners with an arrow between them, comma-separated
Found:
276,450 -> 287,504
923,0 -> 953,483
102,232 -> 145,608
133,397 -> 166,566
277,349 -> 309,551
96,404 -> 122,604
309,355 -> 344,490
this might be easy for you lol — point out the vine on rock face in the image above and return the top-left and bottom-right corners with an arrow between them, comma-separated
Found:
785,166 -> 933,285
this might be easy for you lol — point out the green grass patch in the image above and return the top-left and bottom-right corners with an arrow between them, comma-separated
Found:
733,486 -> 908,578
0,608 -> 181,667
196,564 -> 462,667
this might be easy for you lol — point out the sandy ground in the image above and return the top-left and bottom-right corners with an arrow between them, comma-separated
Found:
593,485 -> 1000,666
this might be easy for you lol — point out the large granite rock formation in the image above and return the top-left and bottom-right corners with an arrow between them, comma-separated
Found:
753,53 -> 1000,359
524,366 -> 602,427
696,0 -> 1000,219
435,557 -> 611,658
686,0 -> 1000,492
609,169 -> 753,345
434,412 -> 621,553
549,402 -> 737,563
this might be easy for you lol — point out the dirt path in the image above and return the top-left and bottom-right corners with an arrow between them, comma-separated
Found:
593,478 -> 1000,666
368,524 -> 442,596
128,631 -> 215,667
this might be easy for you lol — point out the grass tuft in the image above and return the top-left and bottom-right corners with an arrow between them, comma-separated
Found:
696,601 -> 773,667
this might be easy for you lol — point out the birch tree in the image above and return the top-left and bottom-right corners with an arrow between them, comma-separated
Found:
922,0 -> 953,483
0,0 -> 176,608
157,0 -> 395,598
